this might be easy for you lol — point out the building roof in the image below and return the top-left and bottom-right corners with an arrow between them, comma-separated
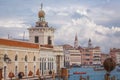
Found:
110,48 -> 120,52
40,45 -> 53,48
0,38 -> 39,49
63,44 -> 74,50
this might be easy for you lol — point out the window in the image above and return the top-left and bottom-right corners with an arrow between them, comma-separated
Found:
35,36 -> 39,43
15,55 -> 18,61
4,54 -> 8,61
33,56 -> 36,61
15,66 -> 17,77
44,62 -> 46,70
48,36 -> 52,45
4,66 -> 6,79
40,62 -> 42,70
25,66 -> 27,76
25,55 -> 27,62
50,62 -> 51,70
48,62 -> 49,70
52,62 -> 53,69
34,66 -> 36,76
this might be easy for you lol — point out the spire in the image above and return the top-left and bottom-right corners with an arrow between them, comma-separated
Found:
75,34 -> 78,41
88,38 -> 92,48
74,33 -> 79,49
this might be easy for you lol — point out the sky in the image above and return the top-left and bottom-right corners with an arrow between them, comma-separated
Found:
0,0 -> 120,53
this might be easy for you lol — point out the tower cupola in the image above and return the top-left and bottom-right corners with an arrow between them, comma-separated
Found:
38,3 -> 45,21
28,3 -> 55,45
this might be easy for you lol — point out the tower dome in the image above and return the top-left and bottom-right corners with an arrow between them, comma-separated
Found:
38,3 -> 45,18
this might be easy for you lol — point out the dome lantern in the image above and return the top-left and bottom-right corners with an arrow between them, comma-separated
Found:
38,3 -> 45,21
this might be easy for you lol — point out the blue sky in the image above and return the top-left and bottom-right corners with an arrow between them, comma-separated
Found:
0,0 -> 120,53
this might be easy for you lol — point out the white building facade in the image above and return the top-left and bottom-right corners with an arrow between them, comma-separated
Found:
69,49 -> 81,66
28,3 -> 64,77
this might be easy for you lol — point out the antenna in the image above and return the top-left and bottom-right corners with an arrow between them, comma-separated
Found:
8,34 -> 9,39
23,32 -> 25,41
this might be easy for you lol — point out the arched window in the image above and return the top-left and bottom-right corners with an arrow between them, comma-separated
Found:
25,55 -> 27,62
15,55 -> 18,61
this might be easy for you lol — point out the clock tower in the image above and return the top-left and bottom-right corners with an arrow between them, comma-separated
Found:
28,4 -> 55,45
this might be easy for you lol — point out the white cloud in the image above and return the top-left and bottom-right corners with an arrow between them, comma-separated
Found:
55,16 -> 120,53
0,19 -> 30,28
57,12 -> 68,16
0,19 -> 30,39
44,5 -> 120,53
87,6 -> 120,26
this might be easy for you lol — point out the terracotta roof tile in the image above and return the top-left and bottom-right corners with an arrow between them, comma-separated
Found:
0,38 -> 39,49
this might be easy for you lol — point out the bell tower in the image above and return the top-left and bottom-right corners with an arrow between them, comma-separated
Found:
88,38 -> 92,48
28,3 -> 55,45
74,34 -> 79,49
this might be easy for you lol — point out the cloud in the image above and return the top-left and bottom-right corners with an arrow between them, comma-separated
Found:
0,19 -> 30,28
0,19 -> 29,39
55,16 -> 120,53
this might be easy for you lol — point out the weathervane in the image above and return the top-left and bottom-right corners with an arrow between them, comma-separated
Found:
41,3 -> 43,10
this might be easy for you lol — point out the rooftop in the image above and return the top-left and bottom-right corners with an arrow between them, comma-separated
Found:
0,38 -> 39,49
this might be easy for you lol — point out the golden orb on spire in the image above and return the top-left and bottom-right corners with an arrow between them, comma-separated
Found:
38,3 -> 45,18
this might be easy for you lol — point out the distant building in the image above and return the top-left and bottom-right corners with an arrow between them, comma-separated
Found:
101,53 -> 110,65
69,49 -> 81,66
110,48 -> 120,65
80,39 -> 101,66
92,47 -> 101,65
63,43 -> 81,67
63,47 -> 70,68
80,48 -> 92,66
